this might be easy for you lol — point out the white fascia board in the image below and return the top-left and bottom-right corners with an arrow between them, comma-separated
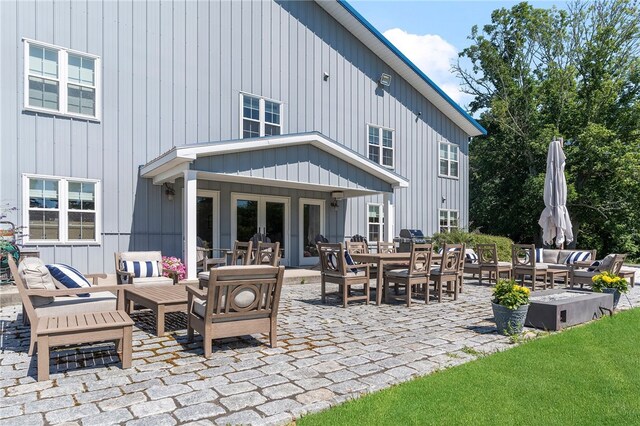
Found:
140,149 -> 196,178
196,171 -> 379,197
316,1 -> 486,137
152,162 -> 191,185
177,134 -> 409,188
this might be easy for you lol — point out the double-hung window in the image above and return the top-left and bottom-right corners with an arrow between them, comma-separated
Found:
368,204 -> 383,242
241,93 -> 282,138
24,39 -> 100,120
439,142 -> 459,178
368,125 -> 394,168
24,175 -> 101,244
439,209 -> 459,233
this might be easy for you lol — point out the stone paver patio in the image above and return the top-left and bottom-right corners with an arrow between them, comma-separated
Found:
1,275 -> 638,426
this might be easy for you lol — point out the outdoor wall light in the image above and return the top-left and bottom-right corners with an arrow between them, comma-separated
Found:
330,198 -> 340,209
323,72 -> 330,81
379,73 -> 392,87
163,183 -> 176,201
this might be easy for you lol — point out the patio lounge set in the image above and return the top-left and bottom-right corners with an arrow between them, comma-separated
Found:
6,239 -> 634,382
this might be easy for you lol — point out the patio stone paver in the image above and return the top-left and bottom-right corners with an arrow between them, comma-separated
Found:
1,274 -> 639,425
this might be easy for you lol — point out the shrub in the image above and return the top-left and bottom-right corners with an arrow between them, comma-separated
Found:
492,279 -> 530,309
432,230 -> 514,261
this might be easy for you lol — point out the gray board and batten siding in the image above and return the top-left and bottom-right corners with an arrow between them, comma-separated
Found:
1,0 -> 471,272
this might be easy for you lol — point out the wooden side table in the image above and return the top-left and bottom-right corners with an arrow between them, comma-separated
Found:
546,269 -> 569,288
124,285 -> 190,336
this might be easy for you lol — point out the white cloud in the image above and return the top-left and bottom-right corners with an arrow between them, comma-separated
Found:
382,28 -> 471,107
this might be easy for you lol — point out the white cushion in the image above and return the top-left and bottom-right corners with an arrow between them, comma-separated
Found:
120,251 -> 163,262
34,291 -> 116,317
542,250 -> 560,264
131,276 -> 174,286
18,257 -> 56,307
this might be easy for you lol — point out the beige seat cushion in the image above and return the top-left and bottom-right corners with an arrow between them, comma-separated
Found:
386,268 -> 428,278
573,270 -> 597,279
34,291 -> 117,317
132,276 -> 174,286
515,263 -> 548,270
542,250 -> 561,264
464,263 -> 480,271
18,257 -> 56,307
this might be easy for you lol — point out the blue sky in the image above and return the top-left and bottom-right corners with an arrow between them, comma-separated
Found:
349,1 -> 569,108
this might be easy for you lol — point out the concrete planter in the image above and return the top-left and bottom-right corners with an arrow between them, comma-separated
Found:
602,288 -> 621,309
492,302 -> 529,335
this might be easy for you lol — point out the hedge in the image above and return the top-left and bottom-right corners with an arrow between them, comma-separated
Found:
431,230 -> 514,262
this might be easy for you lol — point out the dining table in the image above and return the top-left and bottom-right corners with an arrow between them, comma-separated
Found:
350,251 -> 442,305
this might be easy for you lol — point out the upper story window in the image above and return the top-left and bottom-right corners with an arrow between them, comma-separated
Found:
24,39 -> 101,121
439,209 -> 459,233
439,142 -> 459,178
23,174 -> 101,245
241,93 -> 282,138
368,125 -> 394,168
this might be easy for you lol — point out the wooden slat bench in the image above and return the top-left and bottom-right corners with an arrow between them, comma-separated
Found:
36,311 -> 134,381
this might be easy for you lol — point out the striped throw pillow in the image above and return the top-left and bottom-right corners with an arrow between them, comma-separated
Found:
344,251 -> 359,273
46,263 -> 92,297
564,251 -> 592,265
535,248 -> 544,263
121,260 -> 161,278
465,251 -> 478,263
587,260 -> 601,272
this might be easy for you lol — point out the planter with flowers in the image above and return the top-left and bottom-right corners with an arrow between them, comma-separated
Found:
492,279 -> 531,335
161,256 -> 186,284
591,271 -> 629,309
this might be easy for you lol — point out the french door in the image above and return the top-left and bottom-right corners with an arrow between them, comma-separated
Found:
231,193 -> 290,265
299,198 -> 325,266
196,190 -> 220,251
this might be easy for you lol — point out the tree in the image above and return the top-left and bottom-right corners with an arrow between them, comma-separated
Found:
455,0 -> 640,259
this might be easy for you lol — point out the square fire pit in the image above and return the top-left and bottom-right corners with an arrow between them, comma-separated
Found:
525,289 -> 613,331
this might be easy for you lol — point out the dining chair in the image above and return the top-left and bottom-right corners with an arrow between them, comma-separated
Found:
317,242 -> 370,308
477,243 -> 512,285
512,244 -> 548,290
254,242 -> 281,266
430,243 -> 465,302
383,243 -> 433,306
231,241 -> 253,265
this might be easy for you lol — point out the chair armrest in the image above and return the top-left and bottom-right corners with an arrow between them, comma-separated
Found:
84,273 -> 108,286
572,261 -> 592,269
186,286 -> 207,300
115,269 -> 134,284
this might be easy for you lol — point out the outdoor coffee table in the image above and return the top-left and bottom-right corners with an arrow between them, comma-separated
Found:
545,268 -> 569,288
124,285 -> 191,336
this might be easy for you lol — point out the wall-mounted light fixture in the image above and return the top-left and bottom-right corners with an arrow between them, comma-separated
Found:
441,196 -> 447,204
323,72 -> 330,81
378,73 -> 392,87
163,183 -> 176,201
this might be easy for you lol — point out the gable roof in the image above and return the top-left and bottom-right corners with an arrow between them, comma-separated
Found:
316,0 -> 487,137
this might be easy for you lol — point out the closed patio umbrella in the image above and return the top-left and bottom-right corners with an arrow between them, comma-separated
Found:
538,138 -> 573,247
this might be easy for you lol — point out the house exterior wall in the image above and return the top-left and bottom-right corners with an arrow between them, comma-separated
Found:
0,0 -> 471,272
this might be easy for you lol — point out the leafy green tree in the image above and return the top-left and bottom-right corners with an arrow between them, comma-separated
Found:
455,0 -> 640,259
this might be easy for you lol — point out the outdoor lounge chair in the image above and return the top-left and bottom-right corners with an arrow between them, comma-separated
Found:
317,242 -> 370,308
570,254 -> 626,289
114,251 -> 176,286
8,256 -> 132,381
383,243 -> 433,306
512,244 -> 548,290
187,265 -> 285,357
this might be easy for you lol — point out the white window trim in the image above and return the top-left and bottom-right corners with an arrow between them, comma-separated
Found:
22,174 -> 102,245
367,203 -> 384,243
23,38 -> 101,122
438,141 -> 459,179
439,209 -> 459,233
367,124 -> 394,169
239,92 -> 283,138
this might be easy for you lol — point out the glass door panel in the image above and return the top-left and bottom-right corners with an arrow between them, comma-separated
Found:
265,201 -> 285,257
196,196 -> 214,248
236,199 -> 258,243
299,199 -> 324,266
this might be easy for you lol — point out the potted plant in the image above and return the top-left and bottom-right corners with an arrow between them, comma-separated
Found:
492,279 -> 531,335
591,271 -> 629,309
161,256 -> 186,283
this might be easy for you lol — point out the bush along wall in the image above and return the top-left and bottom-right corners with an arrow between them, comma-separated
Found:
432,230 -> 514,262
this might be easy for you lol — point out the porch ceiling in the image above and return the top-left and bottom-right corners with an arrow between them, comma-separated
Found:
140,132 -> 409,195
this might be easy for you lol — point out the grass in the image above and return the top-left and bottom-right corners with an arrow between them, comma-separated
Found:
299,309 -> 640,425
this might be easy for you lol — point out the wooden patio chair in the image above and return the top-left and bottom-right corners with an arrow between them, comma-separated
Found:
186,265 -> 285,357
570,254 -> 626,289
377,241 -> 396,254
477,243 -> 512,285
512,244 -> 548,290
230,241 -> 253,265
8,256 -> 132,381
430,243 -> 465,301
383,243 -> 433,306
114,251 -> 176,286
317,242 -> 370,308
254,242 -> 281,266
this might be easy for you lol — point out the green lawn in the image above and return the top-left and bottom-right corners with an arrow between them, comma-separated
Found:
299,309 -> 640,425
